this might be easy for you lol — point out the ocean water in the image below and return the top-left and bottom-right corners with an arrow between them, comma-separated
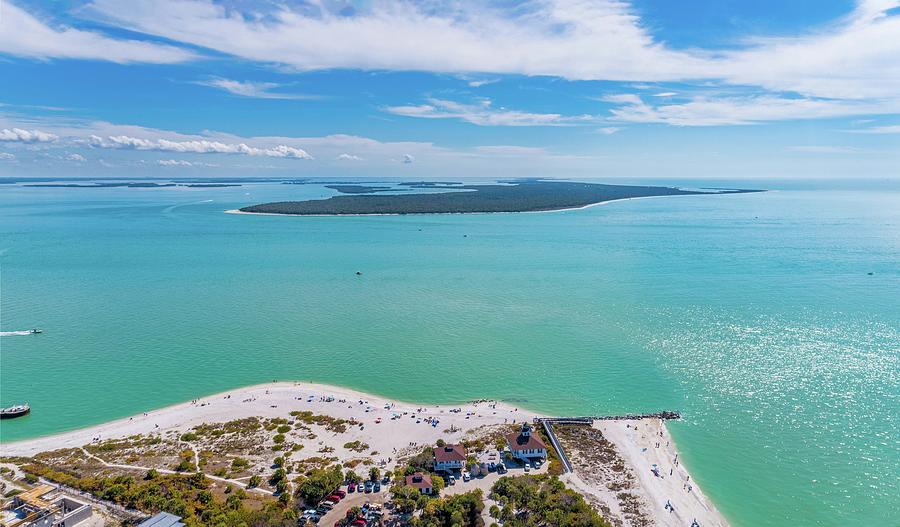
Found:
0,181 -> 898,526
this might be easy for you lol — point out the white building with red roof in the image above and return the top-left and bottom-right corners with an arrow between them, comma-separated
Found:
405,472 -> 433,494
505,422 -> 548,461
433,444 -> 467,472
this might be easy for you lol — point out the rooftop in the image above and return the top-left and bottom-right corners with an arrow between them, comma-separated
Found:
433,444 -> 467,463
405,472 -> 433,489
138,512 -> 185,527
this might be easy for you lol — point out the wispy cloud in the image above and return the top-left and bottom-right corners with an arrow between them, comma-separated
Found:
386,98 -> 595,126
0,2 -> 194,63
474,145 -> 548,156
787,146 -> 863,154
604,94 -> 891,126
0,152 -> 16,160
849,124 -> 900,134
196,78 -> 319,100
83,0 -> 900,103
597,127 -> 621,135
336,153 -> 363,161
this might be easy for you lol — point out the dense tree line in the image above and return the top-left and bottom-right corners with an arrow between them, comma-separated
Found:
239,181 -> 747,215
489,475 -> 612,527
412,490 -> 484,527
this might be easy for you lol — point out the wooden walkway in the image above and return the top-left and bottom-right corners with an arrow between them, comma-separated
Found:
536,411 -> 681,474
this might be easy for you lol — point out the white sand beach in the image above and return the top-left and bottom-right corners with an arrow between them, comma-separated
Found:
1,382 -> 727,526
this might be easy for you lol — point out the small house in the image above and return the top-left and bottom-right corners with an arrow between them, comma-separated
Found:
505,422 -> 548,461
405,472 -> 433,495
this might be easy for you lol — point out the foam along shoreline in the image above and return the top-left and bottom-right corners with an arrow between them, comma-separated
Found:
0,382 -> 728,527
223,193 -> 703,218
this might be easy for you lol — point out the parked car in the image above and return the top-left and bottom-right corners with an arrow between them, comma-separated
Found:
335,489 -> 347,498
327,494 -> 342,503
524,463 -> 530,472
364,480 -> 373,493
381,475 -> 390,484
447,475 -> 456,485
534,459 -> 543,469
462,471 -> 471,482
373,482 -> 381,492
497,463 -> 507,474
347,483 -> 356,493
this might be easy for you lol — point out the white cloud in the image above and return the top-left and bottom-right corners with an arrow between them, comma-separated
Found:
88,135 -> 313,159
386,98 -> 595,126
0,127 -> 58,142
402,154 -> 414,164
605,94 -> 892,126
336,153 -> 363,161
84,0 -> 900,100
601,94 -> 644,105
0,2 -> 194,63
597,127 -> 621,135
653,92 -> 677,97
196,78 -> 317,99
0,152 -> 15,160
156,159 -> 217,167
65,153 -> 86,162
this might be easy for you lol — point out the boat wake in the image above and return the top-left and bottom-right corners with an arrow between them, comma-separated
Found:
1,330 -> 38,336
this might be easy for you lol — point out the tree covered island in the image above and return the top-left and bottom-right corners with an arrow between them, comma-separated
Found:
238,180 -> 762,215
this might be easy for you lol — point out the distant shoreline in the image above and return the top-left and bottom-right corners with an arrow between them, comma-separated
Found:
231,180 -> 763,216
0,381 -> 729,526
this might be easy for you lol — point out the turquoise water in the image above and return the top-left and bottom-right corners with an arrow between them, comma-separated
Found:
1,181 -> 898,526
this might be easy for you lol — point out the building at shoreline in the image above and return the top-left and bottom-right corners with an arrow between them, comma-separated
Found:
505,422 -> 548,461
433,444 -> 467,473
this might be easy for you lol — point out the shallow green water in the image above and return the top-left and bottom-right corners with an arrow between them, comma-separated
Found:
1,181 -> 898,526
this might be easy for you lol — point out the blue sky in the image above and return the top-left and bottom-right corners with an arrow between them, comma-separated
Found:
0,0 -> 898,180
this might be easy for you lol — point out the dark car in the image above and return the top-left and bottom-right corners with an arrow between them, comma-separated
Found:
364,480 -> 373,493
497,464 -> 508,474
347,483 -> 356,493
373,482 -> 381,492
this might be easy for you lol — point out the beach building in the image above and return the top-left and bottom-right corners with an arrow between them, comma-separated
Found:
1,485 -> 92,527
433,444 -> 467,473
404,473 -> 433,495
137,512 -> 185,527
505,422 -> 548,461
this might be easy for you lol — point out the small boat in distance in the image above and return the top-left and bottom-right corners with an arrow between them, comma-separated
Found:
1,403 -> 30,419
30,328 -> 42,334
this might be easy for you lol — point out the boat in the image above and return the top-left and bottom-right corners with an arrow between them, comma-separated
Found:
1,403 -> 30,419
30,328 -> 42,334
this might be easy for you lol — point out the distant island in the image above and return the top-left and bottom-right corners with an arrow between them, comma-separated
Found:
25,182 -> 241,188
236,180 -> 763,215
